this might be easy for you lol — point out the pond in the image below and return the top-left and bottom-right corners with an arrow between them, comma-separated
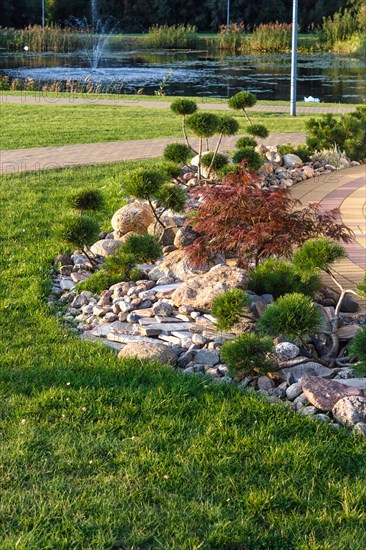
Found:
1,49 -> 365,103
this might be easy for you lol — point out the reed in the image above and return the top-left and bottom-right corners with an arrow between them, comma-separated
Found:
0,26 -> 92,53
218,22 -> 249,53
319,9 -> 360,47
251,22 -> 292,53
142,24 -> 199,49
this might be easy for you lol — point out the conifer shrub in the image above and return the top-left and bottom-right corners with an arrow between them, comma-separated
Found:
67,189 -> 105,214
246,124 -> 269,139
220,333 -> 275,377
186,112 -> 219,138
77,270 -> 124,295
258,293 -> 322,342
150,160 -> 182,180
156,183 -> 186,213
122,168 -> 167,200
79,250 -> 137,294
57,215 -> 100,264
228,91 -> 256,124
292,237 -> 346,282
163,143 -> 192,164
248,258 -> 321,299
232,148 -> 263,170
170,98 -> 198,117
356,273 -> 366,298
348,326 -> 366,376
235,136 -> 257,149
200,152 -> 229,171
120,234 -> 162,263
211,289 -> 250,331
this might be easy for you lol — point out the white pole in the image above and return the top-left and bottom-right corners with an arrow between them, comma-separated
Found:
227,0 -> 230,32
42,0 -> 45,31
290,0 -> 298,116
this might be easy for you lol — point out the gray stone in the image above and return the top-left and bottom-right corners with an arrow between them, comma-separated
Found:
148,250 -> 205,282
59,278 -> 76,291
353,422 -> 366,436
340,295 -> 360,313
152,301 -> 173,317
90,239 -> 122,258
333,378 -> 366,390
194,349 -> 220,366
71,293 -> 89,308
107,333 -> 162,345
283,153 -> 303,168
215,376 -> 234,385
332,396 -> 366,426
192,334 -> 208,345
171,265 -> 249,309
336,324 -> 362,341
275,342 -> 300,362
286,382 -> 303,401
148,223 -> 177,246
298,405 -> 318,416
257,376 -> 275,392
118,341 -> 178,365
282,362 -> 333,383
314,413 -> 331,423
174,226 -> 200,248
301,376 -> 362,411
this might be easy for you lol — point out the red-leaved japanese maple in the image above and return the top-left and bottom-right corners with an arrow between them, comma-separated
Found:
185,168 -> 354,267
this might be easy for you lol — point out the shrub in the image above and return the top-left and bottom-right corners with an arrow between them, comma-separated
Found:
156,184 -> 186,213
232,148 -> 263,170
186,112 -> 219,138
258,293 -> 323,342
278,144 -> 294,155
235,137 -> 257,149
122,168 -> 167,200
185,168 -> 353,268
292,237 -> 346,282
228,91 -> 256,124
220,333 -> 275,377
200,152 -> 229,171
248,258 -> 321,299
67,189 -> 105,214
163,143 -> 192,164
356,273 -> 366,299
294,144 -> 312,162
77,270 -> 124,295
102,251 -> 137,279
251,22 -> 292,53
246,124 -> 269,139
348,326 -> 366,376
170,99 -> 198,150
120,234 -> 162,263
129,267 -> 146,282
312,144 -> 349,169
211,289 -> 250,331
142,24 -> 199,50
151,161 -> 182,180
57,215 -> 99,264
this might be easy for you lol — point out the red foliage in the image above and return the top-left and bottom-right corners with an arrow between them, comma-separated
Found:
185,168 -> 354,267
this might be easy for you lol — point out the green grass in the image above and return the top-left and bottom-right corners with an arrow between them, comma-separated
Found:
1,161 -> 366,548
0,102 -> 318,149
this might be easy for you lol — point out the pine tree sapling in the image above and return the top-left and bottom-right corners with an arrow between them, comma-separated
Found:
220,333 -> 275,378
232,148 -> 263,170
68,189 -> 105,214
356,273 -> 366,299
211,289 -> 250,331
155,183 -> 186,213
258,293 -> 322,342
293,237 -> 346,282
248,258 -> 321,299
235,136 -> 257,149
57,215 -> 100,264
207,115 -> 239,177
201,152 -> 229,172
163,143 -> 192,164
186,112 -> 220,180
228,91 -> 257,125
246,124 -> 269,139
122,168 -> 166,200
170,98 -> 197,151
348,326 -> 366,377
120,234 -> 162,263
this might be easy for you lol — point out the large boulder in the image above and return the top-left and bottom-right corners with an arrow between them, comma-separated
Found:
118,342 -> 178,366
301,376 -> 362,412
174,226 -> 200,248
148,249 -> 211,282
90,239 -> 122,257
332,396 -> 366,426
283,153 -> 303,168
171,264 -> 249,309
111,201 -> 154,235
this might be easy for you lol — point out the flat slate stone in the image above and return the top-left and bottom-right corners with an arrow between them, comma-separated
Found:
153,283 -> 181,292
336,324 -> 362,341
107,333 -> 160,345
333,378 -> 366,390
110,321 -> 135,334
282,362 -> 333,383
139,322 -> 194,334
154,316 -> 183,323
301,375 -> 362,411
91,323 -> 114,337
171,331 -> 193,339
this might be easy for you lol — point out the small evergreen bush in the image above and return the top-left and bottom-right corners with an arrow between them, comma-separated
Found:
102,251 -> 137,279
57,215 -> 99,264
156,184 -> 186,213
356,273 -> 366,298
211,289 -> 250,331
258,293 -> 322,342
220,333 -> 275,377
120,234 -> 162,263
278,144 -> 294,155
248,259 -> 321,299
232,148 -> 263,170
246,124 -> 269,139
295,144 -> 312,162
228,91 -> 256,111
67,189 -> 105,213
122,168 -> 167,200
235,136 -> 257,149
293,237 -> 346,282
170,98 -> 197,116
186,112 -> 219,138
163,143 -> 192,164
348,326 -> 366,376
200,152 -> 229,171
77,271 -> 123,295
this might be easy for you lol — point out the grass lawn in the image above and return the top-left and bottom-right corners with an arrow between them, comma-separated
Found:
1,161 -> 366,549
1,102 -> 314,150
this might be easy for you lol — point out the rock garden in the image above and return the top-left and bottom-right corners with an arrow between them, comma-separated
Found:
52,94 -> 366,435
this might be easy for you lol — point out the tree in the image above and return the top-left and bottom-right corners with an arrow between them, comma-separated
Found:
185,167 -> 353,267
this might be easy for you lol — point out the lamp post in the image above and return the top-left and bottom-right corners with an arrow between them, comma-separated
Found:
290,0 -> 298,116
227,0 -> 230,32
42,0 -> 45,31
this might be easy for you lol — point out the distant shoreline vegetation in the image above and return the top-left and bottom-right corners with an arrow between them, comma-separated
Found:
0,20 -> 365,57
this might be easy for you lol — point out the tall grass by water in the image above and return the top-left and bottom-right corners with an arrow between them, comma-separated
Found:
251,22 -> 292,53
0,25 -> 92,52
218,22 -> 250,53
142,24 -> 199,49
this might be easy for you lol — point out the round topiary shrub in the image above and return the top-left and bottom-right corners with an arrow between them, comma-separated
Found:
211,289 -> 250,331
155,183 -> 186,213
232,148 -> 263,170
258,292 -> 322,342
163,143 -> 192,164
57,215 -> 100,251
170,98 -> 197,116
121,234 -> 162,263
246,124 -> 269,139
186,112 -> 220,138
217,114 -> 240,136
248,258 -> 321,299
220,332 -> 275,377
68,189 -> 105,213
122,168 -> 167,200
228,91 -> 257,111
200,152 -> 229,171
235,136 -> 257,149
